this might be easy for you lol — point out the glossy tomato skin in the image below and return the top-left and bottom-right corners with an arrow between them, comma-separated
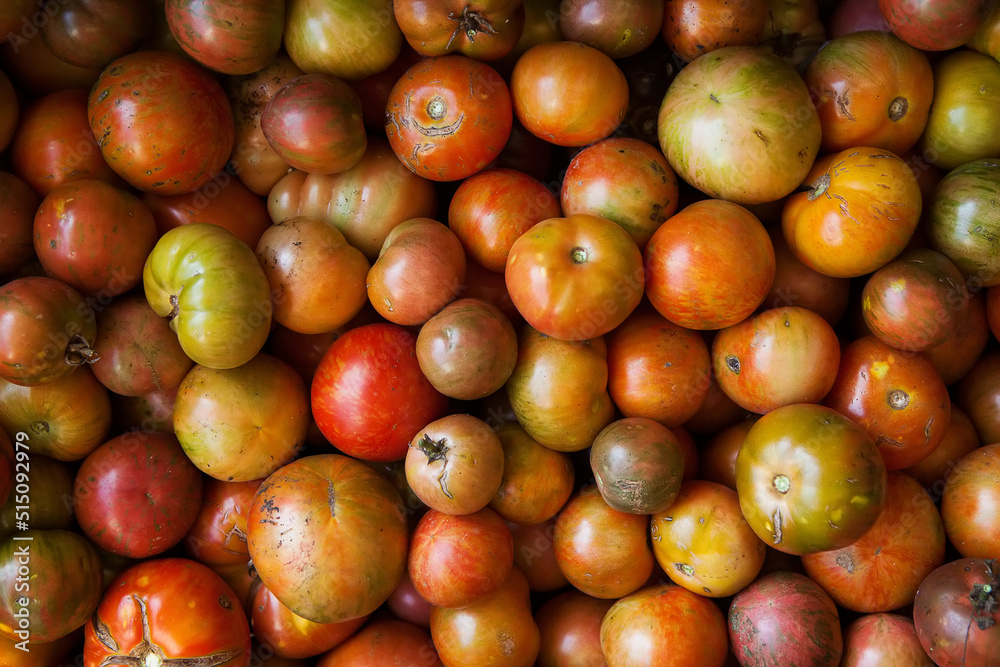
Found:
143,223 -> 273,370
386,55 -> 512,182
0,276 -> 97,387
165,0 -> 284,75
728,571 -> 843,667
184,478 -> 261,568
562,0 -> 663,58
83,557 -> 252,667
940,444 -> 1000,559
511,41 -> 629,147
41,0 -> 151,69
312,323 -> 448,462
317,618 -> 442,666
251,583 -> 367,660
801,470 -> 946,612
804,30 -> 932,155
247,454 -> 409,624
601,583 -> 729,667
489,421 -> 575,525
505,213 -> 644,341
712,306 -> 841,414
394,0 -> 525,60
0,529 -> 103,643
644,199 -> 774,330
535,589 -> 612,667
958,350 -> 1000,445
824,335 -> 951,470
662,0 -> 769,62
88,50 -> 234,195
658,45 -> 820,205
841,613 -> 934,667
33,179 -> 158,297
878,0 -> 989,51
912,558 -> 1000,665
782,147 -> 922,278
736,403 -> 888,555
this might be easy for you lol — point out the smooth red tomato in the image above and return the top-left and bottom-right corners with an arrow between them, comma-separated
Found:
841,613 -> 935,667
312,323 -> 449,462
958,350 -> 1000,446
317,618 -> 442,666
561,0 -> 663,58
662,0 -> 769,62
879,0 -> 989,51
41,0 -> 151,69
393,0 -> 525,60
535,589 -> 613,667
184,477 -> 261,568
251,583 -> 367,660
941,444 -> 1000,559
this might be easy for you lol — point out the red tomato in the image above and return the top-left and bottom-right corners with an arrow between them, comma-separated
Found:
662,0 -> 769,62
841,613 -> 934,667
165,0 -> 283,74
561,0 -> 663,58
251,583 -> 367,660
311,323 -> 449,462
535,590 -> 613,667
489,421 -> 575,525
940,444 -> 1000,559
393,0 -> 525,60
317,618 -> 442,666
184,477 -> 261,568
0,172 -> 40,277
878,0 -> 990,50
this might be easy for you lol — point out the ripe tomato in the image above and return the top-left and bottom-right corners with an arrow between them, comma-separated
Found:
941,444 -> 1000,559
841,613 -> 934,667
311,323 -> 449,462
385,55 -> 512,182
505,213 -> 644,340
509,518 -> 568,592
736,403 -> 888,555
958,350 -> 1000,445
0,172 -> 37,276
183,478 -> 261,568
561,0 -> 663,58
393,0 -> 525,60
489,422 -> 574,525
662,0 -> 769,62
251,583 -> 367,660
644,199 -> 775,330
165,0 -> 283,74
878,0 -> 990,51
317,618 -> 442,666
801,471 -> 946,612
536,589 -> 612,667
83,558 -> 252,667
41,0 -> 151,69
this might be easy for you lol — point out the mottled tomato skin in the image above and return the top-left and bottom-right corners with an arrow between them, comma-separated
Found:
801,471 -> 946,613
312,323 -> 449,462
878,0 -> 989,51
88,50 -> 235,195
489,421 -> 575,526
166,0 -> 284,74
41,0 -> 151,69
394,0 -> 525,60
662,0 -> 769,62
728,571 -> 843,667
941,444 -> 1000,559
561,0 -> 663,59
601,583 -> 729,667
0,276 -> 97,387
73,431 -> 204,558
33,179 -> 158,297
841,613 -> 934,667
83,558 -> 252,667
247,454 -> 409,624
184,477 -> 261,567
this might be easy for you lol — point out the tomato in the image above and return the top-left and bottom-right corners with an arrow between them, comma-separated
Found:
312,323 -> 449,462
394,0 -> 524,60
804,30 -> 932,155
658,45 -> 820,205
0,529 -> 102,643
317,618 -> 442,666
913,558 -> 1000,665
824,335 -> 951,471
511,40 -> 629,147
509,518 -> 568,592
920,51 -> 1000,172
904,406 -> 981,499
505,213 -> 644,341
534,589 -> 611,667
283,0 -> 403,81
0,453 -> 75,543
554,485 -> 654,599
165,0 -> 283,74
387,570 -> 433,628
590,417 -> 684,515
429,566 -> 539,667
184,477 -> 260,568
83,557 -> 252,667
88,50 -> 234,195
9,89 -> 122,197
758,0 -> 826,67
801,470 -> 946,612
251,583 -> 367,660
489,421 -> 574,525
111,384 -> 177,437
261,73 -> 367,175
728,571 -> 843,667
143,223 -> 273,370
225,54 -> 301,196
941,444 -> 1000,559
829,0 -> 889,36
601,583 -> 729,667
782,147 -> 922,278
712,306 -> 841,414
765,225 -> 851,325
404,414 -> 505,515
927,158 -> 1000,286
0,625 -> 80,667
248,454 -> 408,623
39,0 -> 150,69
448,167 -> 560,273
651,479 -> 766,598
878,0 -> 989,51
0,172 -> 38,277
958,350 -> 1000,445
924,289 -> 991,386
1,22 -> 103,98
560,0 -> 663,58
34,179 -> 158,297
256,216 -> 370,334
416,298 -> 518,400
267,137 -> 438,260
736,403 -> 888,555
560,136 -> 679,249
661,0 -> 769,62
644,199 -> 775,330
841,613 -> 934,667
970,0 -> 1000,60
367,218 -> 467,325
504,326 -> 615,452
700,416 -> 757,491
73,431 -> 204,558
0,67 -> 16,153
172,353 -> 309,482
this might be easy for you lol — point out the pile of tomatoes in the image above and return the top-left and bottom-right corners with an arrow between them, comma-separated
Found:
1,0 -> 999,665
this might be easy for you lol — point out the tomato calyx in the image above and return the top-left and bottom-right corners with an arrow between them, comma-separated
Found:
446,6 -> 498,50
806,174 -> 832,201
66,333 -> 100,366
970,560 -> 999,631
414,433 -> 454,499
93,594 -> 244,666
